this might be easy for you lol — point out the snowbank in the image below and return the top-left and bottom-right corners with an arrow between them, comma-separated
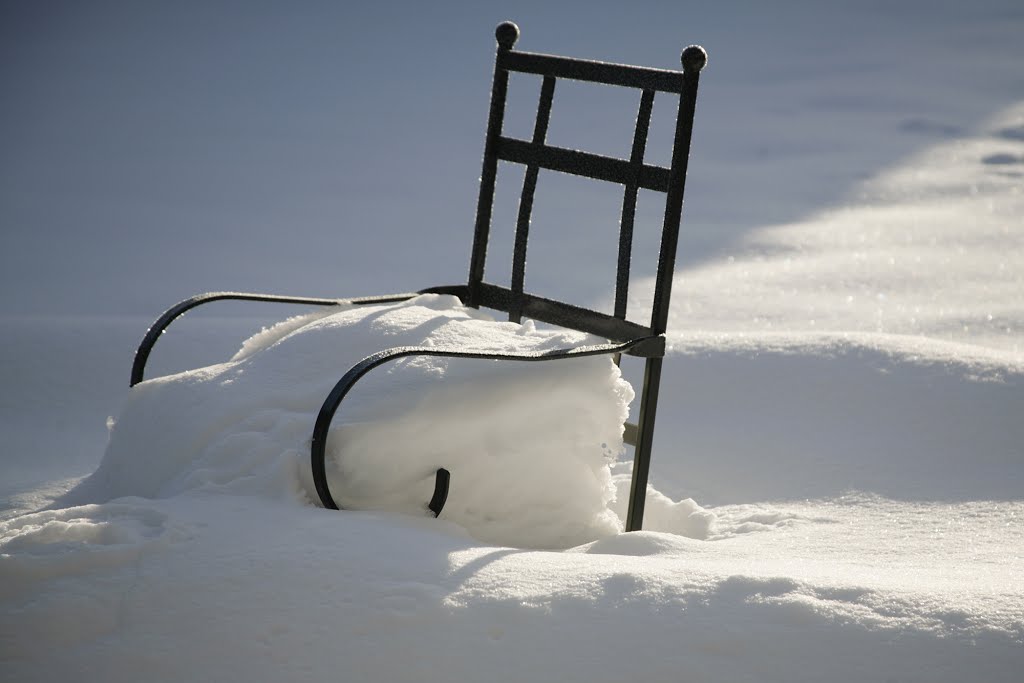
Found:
67,295 -> 635,549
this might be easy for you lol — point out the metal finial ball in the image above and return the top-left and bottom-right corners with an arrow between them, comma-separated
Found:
495,21 -> 520,49
681,45 -> 708,72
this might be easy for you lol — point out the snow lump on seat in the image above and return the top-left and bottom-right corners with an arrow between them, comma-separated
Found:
74,295 -> 645,549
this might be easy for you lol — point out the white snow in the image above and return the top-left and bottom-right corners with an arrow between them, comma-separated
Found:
68,295 -> 634,549
2,2 -> 1023,681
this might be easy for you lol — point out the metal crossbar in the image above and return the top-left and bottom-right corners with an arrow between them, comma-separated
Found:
499,50 -> 688,93
496,137 -> 671,190
474,282 -> 651,342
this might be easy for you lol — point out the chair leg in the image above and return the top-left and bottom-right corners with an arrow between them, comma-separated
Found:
625,357 -> 664,531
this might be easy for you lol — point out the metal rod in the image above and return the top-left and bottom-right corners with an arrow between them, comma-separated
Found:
475,282 -> 654,342
129,287 -> 469,387
615,89 -> 656,320
510,76 -> 556,323
497,137 -> 670,192
468,23 -> 520,307
649,47 -> 706,335
628,47 -> 706,530
132,292 -> 352,386
625,356 -> 664,531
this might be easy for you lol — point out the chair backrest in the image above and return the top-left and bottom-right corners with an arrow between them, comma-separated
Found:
466,21 -> 707,342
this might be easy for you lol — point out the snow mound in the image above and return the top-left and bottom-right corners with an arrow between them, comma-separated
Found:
574,529 -> 701,556
609,475 -> 716,539
70,295 -> 642,548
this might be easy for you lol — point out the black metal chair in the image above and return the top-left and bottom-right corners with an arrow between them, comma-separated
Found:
129,21 -> 707,531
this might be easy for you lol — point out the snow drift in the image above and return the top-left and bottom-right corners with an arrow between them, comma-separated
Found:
69,295 -> 638,549
3,330 -> 1021,682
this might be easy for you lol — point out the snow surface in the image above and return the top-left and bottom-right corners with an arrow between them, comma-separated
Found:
3,2 -> 1024,681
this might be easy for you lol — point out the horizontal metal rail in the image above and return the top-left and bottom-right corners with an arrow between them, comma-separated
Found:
474,282 -> 655,345
497,136 -> 671,192
499,49 -> 685,93
310,335 -> 665,516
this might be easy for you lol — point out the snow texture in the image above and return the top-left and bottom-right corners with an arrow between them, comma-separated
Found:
70,295 -> 635,549
2,2 -> 1024,682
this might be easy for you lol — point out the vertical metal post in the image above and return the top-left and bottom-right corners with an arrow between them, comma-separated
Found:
468,21 -> 520,307
626,356 -> 663,531
648,46 -> 705,333
615,89 -> 655,321
509,75 -> 556,323
626,46 -> 706,531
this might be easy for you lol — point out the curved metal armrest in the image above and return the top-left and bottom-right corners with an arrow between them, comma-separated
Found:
130,286 -> 468,387
310,334 -> 664,518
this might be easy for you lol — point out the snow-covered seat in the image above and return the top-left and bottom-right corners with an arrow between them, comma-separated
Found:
129,21 -> 707,531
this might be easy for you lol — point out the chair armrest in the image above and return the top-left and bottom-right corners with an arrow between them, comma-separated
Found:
130,288 -> 470,387
310,335 -> 662,517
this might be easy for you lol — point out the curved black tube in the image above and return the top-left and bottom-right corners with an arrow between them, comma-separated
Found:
130,287 -> 468,387
310,335 -> 663,517
428,468 -> 451,517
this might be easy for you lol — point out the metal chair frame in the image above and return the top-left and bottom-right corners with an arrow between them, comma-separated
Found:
129,22 -> 707,531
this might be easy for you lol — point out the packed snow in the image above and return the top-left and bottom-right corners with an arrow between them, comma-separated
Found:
2,1 -> 1023,682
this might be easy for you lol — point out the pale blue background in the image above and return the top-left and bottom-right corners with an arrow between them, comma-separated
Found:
4,0 -> 1022,316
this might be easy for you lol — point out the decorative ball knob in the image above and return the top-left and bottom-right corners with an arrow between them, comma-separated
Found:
495,21 -> 520,49
681,45 -> 708,72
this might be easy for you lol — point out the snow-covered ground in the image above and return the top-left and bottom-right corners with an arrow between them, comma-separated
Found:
2,2 -> 1022,681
